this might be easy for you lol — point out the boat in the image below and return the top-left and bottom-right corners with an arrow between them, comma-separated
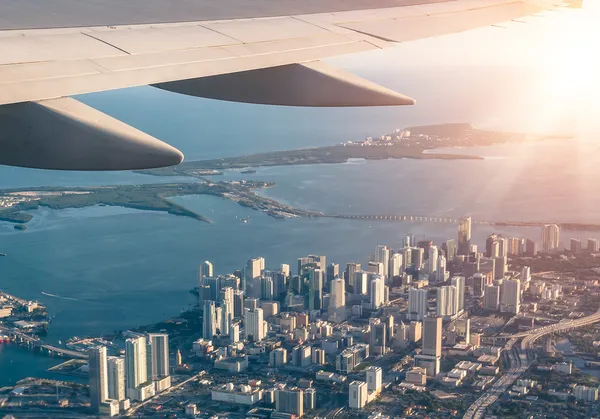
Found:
0,335 -> 10,343
241,217 -> 249,224
0,253 -> 6,257
241,169 -> 257,174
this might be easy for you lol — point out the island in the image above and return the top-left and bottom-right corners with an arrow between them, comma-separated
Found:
0,180 -> 323,226
137,123 -> 566,177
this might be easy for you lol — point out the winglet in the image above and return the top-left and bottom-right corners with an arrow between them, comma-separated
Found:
154,61 -> 415,107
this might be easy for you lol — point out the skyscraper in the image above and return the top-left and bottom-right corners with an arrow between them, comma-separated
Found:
203,300 -> 218,339
570,238 -> 582,253
329,278 -> 346,314
541,224 -> 560,253
412,247 -> 424,270
365,366 -> 383,393
276,388 -> 304,417
501,278 -> 521,314
199,261 -> 213,282
244,257 -> 264,294
348,381 -> 368,409
345,262 -> 361,287
484,285 -> 500,311
436,286 -> 457,318
445,239 -> 456,261
408,288 -> 428,321
374,245 -> 390,279
427,246 -> 438,273
352,270 -> 368,295
451,276 -> 465,312
458,216 -> 472,255
125,336 -> 149,400
308,269 -> 323,310
422,316 -> 442,357
107,356 -> 125,402
369,275 -> 385,310
389,252 -> 403,279
89,346 -> 108,412
472,273 -> 486,297
436,255 -> 447,283
233,290 -> 244,318
589,239 -> 600,253
244,307 -> 265,342
369,318 -> 387,355
147,334 -> 169,380
261,276 -> 274,300
326,263 -> 340,286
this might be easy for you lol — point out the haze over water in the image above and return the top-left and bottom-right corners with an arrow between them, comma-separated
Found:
1,3 -> 599,385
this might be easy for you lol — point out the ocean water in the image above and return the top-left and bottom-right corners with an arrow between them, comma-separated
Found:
1,4 -> 599,385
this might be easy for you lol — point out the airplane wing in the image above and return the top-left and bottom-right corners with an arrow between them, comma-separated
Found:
0,0 -> 571,170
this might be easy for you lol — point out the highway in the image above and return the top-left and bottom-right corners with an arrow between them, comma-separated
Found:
0,325 -> 87,359
463,307 -> 600,419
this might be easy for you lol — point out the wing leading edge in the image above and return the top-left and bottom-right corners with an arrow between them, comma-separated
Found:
0,0 -> 570,170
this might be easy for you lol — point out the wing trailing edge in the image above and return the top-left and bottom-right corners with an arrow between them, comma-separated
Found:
0,98 -> 183,171
153,61 -> 415,107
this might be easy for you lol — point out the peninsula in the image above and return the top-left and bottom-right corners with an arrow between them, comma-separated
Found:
137,123 -> 566,177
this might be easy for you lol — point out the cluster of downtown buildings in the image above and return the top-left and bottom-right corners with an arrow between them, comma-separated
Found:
88,333 -> 171,416
84,217 -> 599,417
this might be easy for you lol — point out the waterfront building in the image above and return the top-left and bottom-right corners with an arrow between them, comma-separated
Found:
89,346 -> 108,412
589,239 -> 600,253
107,356 -> 125,402
125,336 -> 154,401
571,238 -> 582,253
200,261 -> 213,282
541,224 -> 560,253
373,245 -> 390,279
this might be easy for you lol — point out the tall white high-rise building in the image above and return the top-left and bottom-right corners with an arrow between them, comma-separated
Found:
244,257 -> 265,295
107,356 -> 125,402
521,266 -> 531,282
147,334 -> 169,380
501,278 -> 521,314
374,245 -> 390,279
125,336 -> 149,400
221,293 -> 233,336
329,278 -> 346,312
348,381 -> 368,409
451,276 -> 465,312
436,286 -> 457,318
365,366 -> 382,393
484,285 -> 500,311
389,252 -> 403,279
280,264 -> 290,278
427,246 -> 438,274
408,288 -> 428,321
369,276 -> 385,309
588,239 -> 600,253
541,224 -> 560,253
199,261 -> 213,282
203,300 -> 218,339
244,307 -> 266,342
89,346 -> 108,412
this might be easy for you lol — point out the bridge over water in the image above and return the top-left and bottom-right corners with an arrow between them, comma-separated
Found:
323,214 -> 600,232
6,329 -> 88,359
